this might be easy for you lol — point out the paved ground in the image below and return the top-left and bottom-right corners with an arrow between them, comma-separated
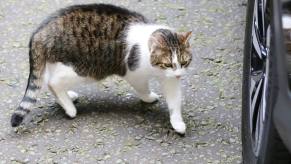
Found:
0,0 -> 246,163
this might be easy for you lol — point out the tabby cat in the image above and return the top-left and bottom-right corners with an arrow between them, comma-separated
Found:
11,4 -> 192,134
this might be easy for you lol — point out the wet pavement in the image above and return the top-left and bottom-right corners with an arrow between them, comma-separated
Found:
0,0 -> 246,163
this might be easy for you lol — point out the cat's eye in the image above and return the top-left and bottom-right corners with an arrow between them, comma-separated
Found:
158,63 -> 172,69
164,63 -> 172,67
181,61 -> 188,66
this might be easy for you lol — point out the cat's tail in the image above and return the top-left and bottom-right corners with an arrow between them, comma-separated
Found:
11,39 -> 46,127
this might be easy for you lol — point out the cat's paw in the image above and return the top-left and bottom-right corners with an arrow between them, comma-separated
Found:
67,91 -> 79,102
65,108 -> 77,118
140,92 -> 159,103
171,120 -> 186,134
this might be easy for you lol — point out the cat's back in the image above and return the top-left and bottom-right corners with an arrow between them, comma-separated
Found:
57,3 -> 148,29
32,3 -> 148,42
59,3 -> 146,19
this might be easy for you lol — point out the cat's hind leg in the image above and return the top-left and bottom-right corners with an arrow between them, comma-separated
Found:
49,85 -> 77,118
67,90 -> 79,102
124,75 -> 159,103
47,63 -> 83,118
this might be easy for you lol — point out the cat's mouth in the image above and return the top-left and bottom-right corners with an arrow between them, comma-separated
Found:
165,73 -> 184,79
164,68 -> 186,79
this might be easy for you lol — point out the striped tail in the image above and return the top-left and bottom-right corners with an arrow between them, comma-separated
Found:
11,41 -> 45,127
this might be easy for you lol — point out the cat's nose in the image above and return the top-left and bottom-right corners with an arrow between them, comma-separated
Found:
176,75 -> 181,79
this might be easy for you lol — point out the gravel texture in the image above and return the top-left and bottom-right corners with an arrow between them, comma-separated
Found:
0,0 -> 246,163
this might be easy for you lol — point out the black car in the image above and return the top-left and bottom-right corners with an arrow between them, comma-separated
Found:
242,0 -> 291,163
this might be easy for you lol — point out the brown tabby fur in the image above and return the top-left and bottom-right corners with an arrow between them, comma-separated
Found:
149,29 -> 192,69
30,4 -> 147,82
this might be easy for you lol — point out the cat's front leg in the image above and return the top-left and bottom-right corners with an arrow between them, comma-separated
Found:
125,76 -> 159,103
162,78 -> 186,134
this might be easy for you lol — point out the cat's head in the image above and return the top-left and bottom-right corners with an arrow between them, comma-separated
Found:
148,29 -> 192,79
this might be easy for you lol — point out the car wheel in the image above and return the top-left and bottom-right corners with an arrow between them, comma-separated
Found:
242,0 -> 291,163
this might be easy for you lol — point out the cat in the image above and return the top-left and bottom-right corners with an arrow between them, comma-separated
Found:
11,4 -> 192,134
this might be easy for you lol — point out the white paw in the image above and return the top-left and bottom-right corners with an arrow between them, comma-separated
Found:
171,120 -> 186,134
65,108 -> 77,118
140,92 -> 159,103
67,91 -> 79,101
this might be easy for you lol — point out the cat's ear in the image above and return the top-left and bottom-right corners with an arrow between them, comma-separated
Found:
178,31 -> 192,45
148,34 -> 166,53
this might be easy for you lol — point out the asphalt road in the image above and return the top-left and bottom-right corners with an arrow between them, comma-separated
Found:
0,0 -> 246,163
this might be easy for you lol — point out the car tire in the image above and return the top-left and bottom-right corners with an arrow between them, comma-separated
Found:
242,0 -> 291,163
